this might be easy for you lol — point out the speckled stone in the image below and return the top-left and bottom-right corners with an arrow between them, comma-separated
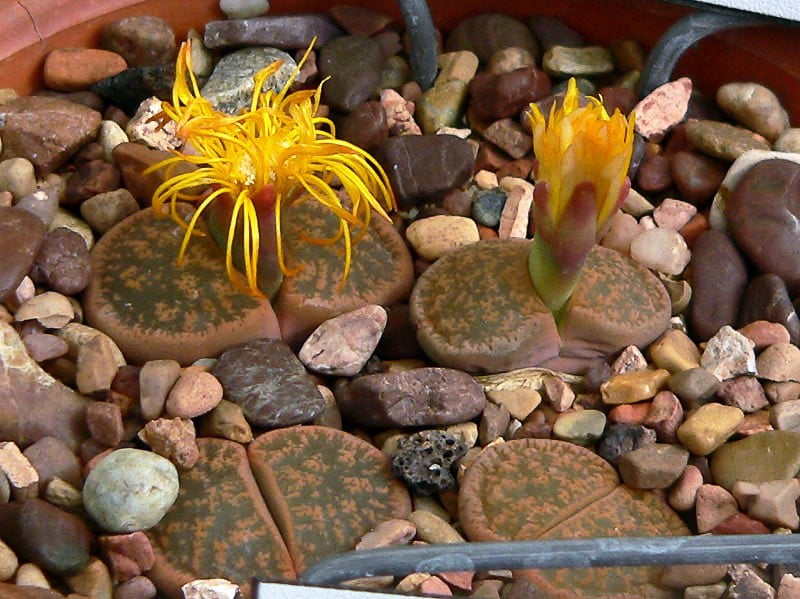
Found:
248,426 -> 411,573
83,207 -> 281,365
211,338 -> 324,428
459,438 -> 688,597
147,438 -> 295,599
200,47 -> 296,115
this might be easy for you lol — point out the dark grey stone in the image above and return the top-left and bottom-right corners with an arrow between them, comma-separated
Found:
391,430 -> 467,495
319,35 -> 385,113
739,273 -> 800,345
597,423 -> 657,466
204,14 -> 343,50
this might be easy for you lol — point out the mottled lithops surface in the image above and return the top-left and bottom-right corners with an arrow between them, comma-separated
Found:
459,439 -> 688,598
147,438 -> 296,599
83,207 -> 281,365
274,198 -> 414,348
247,426 -> 411,573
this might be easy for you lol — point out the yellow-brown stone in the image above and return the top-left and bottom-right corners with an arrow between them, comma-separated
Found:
677,403 -> 745,455
601,368 -> 671,404
649,328 -> 701,373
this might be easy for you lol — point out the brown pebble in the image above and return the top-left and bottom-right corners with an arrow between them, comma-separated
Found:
164,366 -> 222,419
43,48 -> 127,93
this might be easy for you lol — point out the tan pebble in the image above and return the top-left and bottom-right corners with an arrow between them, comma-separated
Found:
138,418 -> 199,470
541,374 -> 575,412
405,215 -> 479,261
485,388 -> 540,421
775,128 -> 800,153
738,321 -> 791,350
473,169 -> 498,189
57,323 -> 123,364
76,334 -> 122,396
677,403 -> 744,455
395,572 -> 432,593
139,359 -> 181,421
196,399 -> 253,443
65,557 -> 113,599
684,582 -> 727,599
479,402 -> 510,445
97,120 -> 129,162
757,343 -> 800,382
737,410 -> 773,436
165,367 -> 222,418
412,494 -> 452,523
408,509 -> 464,544
470,579 -> 503,598
600,368 -> 670,404
45,477 -> 83,510
418,575 -> 452,596
778,573 -> 800,599
14,291 -> 74,329
764,381 -> 800,403
621,187 -> 654,218
125,97 -> 181,152
611,345 -> 648,375
436,51 -> 479,84
15,562 -> 50,587
381,358 -> 428,373
668,464 -> 703,512
747,478 -> 800,529
181,579 -> 240,599
0,157 -> 36,199
356,518 -> 416,550
0,537 -> 18,581
444,422 -> 479,449
648,328 -> 701,373
378,432 -> 406,457
600,211 -> 642,255
660,563 -> 727,589
770,398 -> 800,431
695,484 -> 739,533
0,442 -> 38,500
311,384 -> 342,430
716,81 -> 790,142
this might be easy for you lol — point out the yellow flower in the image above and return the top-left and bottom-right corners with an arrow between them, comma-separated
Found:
146,41 -> 396,296
526,78 -> 635,317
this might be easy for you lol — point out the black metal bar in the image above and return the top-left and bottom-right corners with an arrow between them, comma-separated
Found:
638,9 -> 768,96
301,534 -> 800,586
395,0 -> 438,90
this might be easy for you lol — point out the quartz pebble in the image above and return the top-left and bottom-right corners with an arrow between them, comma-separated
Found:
629,228 -> 690,275
700,325 -> 757,381
677,403 -> 744,455
0,442 -> 39,500
633,77 -> 692,141
182,579 -> 240,599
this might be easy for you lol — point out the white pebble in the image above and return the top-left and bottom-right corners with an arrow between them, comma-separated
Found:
629,228 -> 691,275
220,0 -> 269,19
405,215 -> 479,261
98,120 -> 129,162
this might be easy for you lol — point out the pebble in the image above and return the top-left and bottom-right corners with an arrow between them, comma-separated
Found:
336,367 -> 486,428
599,212 -> 642,255
0,157 -> 36,199
31,228 -> 92,296
97,120 -> 128,162
541,374 -> 575,412
711,430 -> 800,492
201,47 -> 296,115
653,198 -> 697,230
164,367 -> 223,419
220,0 -> 270,19
596,422 -> 656,465
76,334 -> 122,396
607,403 -> 651,425
552,410 -> 606,445
22,332 -> 67,363
0,498 -> 91,574
330,5 -> 393,36
468,66 -> 550,121
770,400 -> 800,432
80,189 -> 139,234
701,325 -> 757,381
744,479 -> 800,529
124,97 -> 180,151
479,401 -> 511,444
407,509 -> 464,545
775,128 -> 800,153
617,443 -> 689,489
685,119 -> 771,162
715,375 -> 769,413
138,359 -> 180,421
633,77 -> 692,141
778,573 -> 800,598
391,430 -> 467,495
497,185 -> 533,239
0,538 -> 17,581
14,562 -> 50,587
611,345 -> 648,375
196,399 -> 253,443
728,564 -> 777,598
380,88 -> 422,136
356,518 -> 416,550
739,275 -> 800,345
86,402 -> 124,447
670,151 -> 727,207
22,436 -> 82,493
372,134 -> 474,211
17,189 -> 58,227
486,388 -> 541,421
211,338 -> 325,427
405,215 -> 480,261
716,81 -> 790,142
64,159 -> 121,207
758,343 -> 800,382
660,564 -> 727,589
100,16 -> 176,67
629,228 -> 690,275
677,403 -> 744,455
636,154 -> 672,194
668,367 -> 720,410
0,207 -> 44,302
48,208 -> 94,250
648,328 -> 700,373
0,96 -> 102,175
417,80 -> 469,134
341,101 -> 389,149
15,291 -> 74,329
445,13 -> 539,64
0,442 -> 39,500
43,48 -> 127,92
695,483 -> 740,532
600,368 -> 670,404
668,464 -> 703,511
529,15 -> 583,52
319,35 -> 385,113
65,557 -> 113,599
138,417 -> 199,470
542,45 -> 613,77
203,14 -> 343,51
44,478 -> 83,511
482,118 -> 532,159
98,531 -> 155,583
472,188 -> 507,227
182,579 -> 240,599
82,448 -> 179,533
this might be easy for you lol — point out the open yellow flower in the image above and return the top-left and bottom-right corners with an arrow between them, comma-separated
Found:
147,41 -> 396,296
527,77 -> 635,317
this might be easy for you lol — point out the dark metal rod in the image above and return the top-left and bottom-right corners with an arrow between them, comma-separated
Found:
395,0 -> 438,90
301,534 -> 800,586
638,9 -> 767,96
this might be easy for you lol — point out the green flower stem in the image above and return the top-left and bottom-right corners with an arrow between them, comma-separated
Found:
528,234 -> 585,324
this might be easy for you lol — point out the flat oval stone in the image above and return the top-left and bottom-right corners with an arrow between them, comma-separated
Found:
716,82 -> 790,142
542,45 -> 614,78
445,14 -> 539,64
0,498 -> 91,574
83,208 -> 280,365
30,227 -> 91,296
410,238 -> 559,374
204,15 -> 343,51
335,367 -> 486,428
248,426 -> 411,573
468,67 -> 551,120
100,16 -> 176,67
274,198 -> 413,349
83,448 -> 179,533
726,159 -> 800,293
0,206 -> 44,302
147,438 -> 295,599
684,119 -> 770,162
688,230 -> 749,342
372,134 -> 475,211
739,273 -> 800,345
319,35 -> 385,113
211,337 -> 324,427
711,430 -> 800,492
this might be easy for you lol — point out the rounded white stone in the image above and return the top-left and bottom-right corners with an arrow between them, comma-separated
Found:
405,215 -> 480,261
219,0 -> 270,19
629,227 -> 691,276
